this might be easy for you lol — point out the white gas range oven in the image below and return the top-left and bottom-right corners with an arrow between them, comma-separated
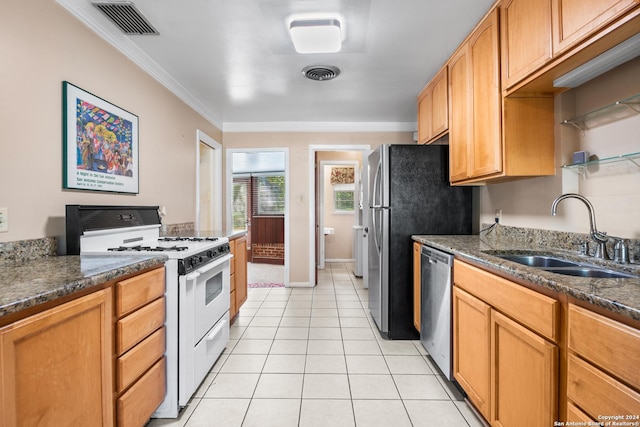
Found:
65,205 -> 231,419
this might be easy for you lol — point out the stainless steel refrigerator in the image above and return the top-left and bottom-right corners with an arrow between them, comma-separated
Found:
367,144 -> 474,339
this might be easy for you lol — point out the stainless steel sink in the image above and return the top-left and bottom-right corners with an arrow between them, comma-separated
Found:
497,255 -> 579,268
543,267 -> 637,279
487,252 -> 638,279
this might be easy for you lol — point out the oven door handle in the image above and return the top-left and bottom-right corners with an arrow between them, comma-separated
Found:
197,254 -> 231,275
207,318 -> 228,341
185,271 -> 201,281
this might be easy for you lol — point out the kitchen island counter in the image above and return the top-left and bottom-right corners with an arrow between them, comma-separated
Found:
0,254 -> 167,319
413,233 -> 640,322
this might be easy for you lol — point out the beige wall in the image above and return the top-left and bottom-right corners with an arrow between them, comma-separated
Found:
0,0 -> 221,244
480,57 -> 640,240
223,132 -> 412,284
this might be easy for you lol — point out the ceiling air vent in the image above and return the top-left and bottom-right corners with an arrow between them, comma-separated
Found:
302,65 -> 340,81
93,1 -> 159,35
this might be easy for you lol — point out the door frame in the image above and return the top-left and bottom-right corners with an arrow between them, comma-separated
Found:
308,145 -> 370,287
196,130 -> 222,231
318,160 -> 360,269
226,147 -> 290,286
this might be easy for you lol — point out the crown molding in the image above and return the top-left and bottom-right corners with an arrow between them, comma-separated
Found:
56,0 -> 223,130
223,121 -> 417,133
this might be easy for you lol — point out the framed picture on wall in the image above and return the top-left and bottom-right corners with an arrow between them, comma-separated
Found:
62,81 -> 139,194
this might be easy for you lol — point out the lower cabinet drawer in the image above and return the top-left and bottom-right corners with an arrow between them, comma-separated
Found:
117,357 -> 166,427
568,303 -> 640,389
116,267 -> 165,317
567,353 -> 640,418
453,260 -> 559,342
566,401 -> 595,423
117,297 -> 165,355
117,326 -> 165,392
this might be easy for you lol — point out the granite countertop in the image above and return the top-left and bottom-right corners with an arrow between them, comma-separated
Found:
0,254 -> 168,319
412,234 -> 640,322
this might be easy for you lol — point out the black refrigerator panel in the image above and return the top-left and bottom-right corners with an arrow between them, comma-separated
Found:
386,144 -> 472,339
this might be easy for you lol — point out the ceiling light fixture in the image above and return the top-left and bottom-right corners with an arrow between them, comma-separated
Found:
289,18 -> 342,54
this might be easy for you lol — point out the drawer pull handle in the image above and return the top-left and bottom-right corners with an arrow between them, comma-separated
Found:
207,319 -> 228,341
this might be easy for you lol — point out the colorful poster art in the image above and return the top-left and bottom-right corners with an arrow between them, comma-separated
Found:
63,82 -> 139,194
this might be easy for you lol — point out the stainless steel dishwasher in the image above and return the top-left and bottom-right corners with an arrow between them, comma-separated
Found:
420,245 -> 454,380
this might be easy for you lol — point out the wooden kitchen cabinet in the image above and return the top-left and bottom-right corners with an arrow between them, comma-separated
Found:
552,0 -> 639,56
230,234 -> 248,319
453,259 -> 560,426
453,286 -> 491,420
449,8 -> 501,182
0,288 -> 113,427
468,8 -> 502,179
413,242 -> 421,332
501,0 -> 639,90
500,0 -> 553,90
565,303 -> 640,419
114,267 -> 166,427
448,6 -> 556,185
417,66 -> 448,144
491,310 -> 558,427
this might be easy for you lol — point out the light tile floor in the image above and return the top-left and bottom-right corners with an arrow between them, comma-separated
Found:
147,262 -> 485,427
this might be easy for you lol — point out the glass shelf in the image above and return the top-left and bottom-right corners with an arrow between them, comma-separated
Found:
563,151 -> 640,174
561,93 -> 640,131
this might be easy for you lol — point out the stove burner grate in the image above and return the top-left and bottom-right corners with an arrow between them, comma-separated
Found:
159,236 -> 219,242
108,245 -> 189,252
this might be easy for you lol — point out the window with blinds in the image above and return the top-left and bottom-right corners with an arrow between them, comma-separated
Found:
232,177 -> 249,230
254,174 -> 285,215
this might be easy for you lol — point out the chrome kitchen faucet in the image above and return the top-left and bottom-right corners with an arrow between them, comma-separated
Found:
551,193 -> 610,259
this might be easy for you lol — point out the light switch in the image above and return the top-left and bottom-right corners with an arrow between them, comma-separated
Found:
0,207 -> 8,232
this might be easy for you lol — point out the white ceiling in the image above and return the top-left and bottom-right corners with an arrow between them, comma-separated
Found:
58,0 -> 495,131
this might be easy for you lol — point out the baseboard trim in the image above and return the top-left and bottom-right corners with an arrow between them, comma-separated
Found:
288,282 -> 314,288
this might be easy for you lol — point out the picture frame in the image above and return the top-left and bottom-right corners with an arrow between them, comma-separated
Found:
62,81 -> 139,194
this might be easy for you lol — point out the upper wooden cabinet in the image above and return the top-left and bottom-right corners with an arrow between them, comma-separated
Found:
417,66 -> 449,144
552,0 -> 639,56
468,9 -> 502,179
501,0 -> 640,91
448,9 -> 502,183
449,6 -> 555,185
448,44 -> 471,183
501,0 -> 553,89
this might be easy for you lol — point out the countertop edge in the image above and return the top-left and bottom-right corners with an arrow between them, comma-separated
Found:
0,254 -> 168,319
413,235 -> 640,323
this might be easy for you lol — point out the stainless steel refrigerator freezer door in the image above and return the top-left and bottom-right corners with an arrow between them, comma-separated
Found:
368,147 -> 389,334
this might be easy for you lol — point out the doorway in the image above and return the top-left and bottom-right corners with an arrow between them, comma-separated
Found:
308,145 -> 370,287
318,159 -> 360,269
226,148 -> 290,286
196,130 -> 222,231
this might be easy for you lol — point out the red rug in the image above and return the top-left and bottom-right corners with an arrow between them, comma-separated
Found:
248,283 -> 285,288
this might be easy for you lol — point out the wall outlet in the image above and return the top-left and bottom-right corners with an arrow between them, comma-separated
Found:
495,209 -> 502,224
0,207 -> 8,232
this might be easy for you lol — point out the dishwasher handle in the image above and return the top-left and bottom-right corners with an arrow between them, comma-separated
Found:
421,245 -> 454,267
